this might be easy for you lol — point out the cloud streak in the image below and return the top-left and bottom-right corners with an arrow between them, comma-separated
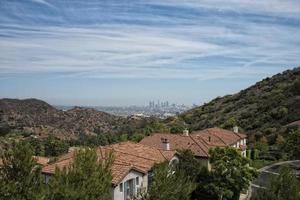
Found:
0,0 -> 299,80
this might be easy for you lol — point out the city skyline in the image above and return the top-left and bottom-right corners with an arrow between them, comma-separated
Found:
0,1 -> 300,106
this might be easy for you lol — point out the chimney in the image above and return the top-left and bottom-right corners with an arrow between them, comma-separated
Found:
208,136 -> 211,142
161,138 -> 170,151
233,126 -> 239,133
183,129 -> 189,136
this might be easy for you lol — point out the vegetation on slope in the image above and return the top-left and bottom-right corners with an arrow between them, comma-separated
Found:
179,67 -> 300,143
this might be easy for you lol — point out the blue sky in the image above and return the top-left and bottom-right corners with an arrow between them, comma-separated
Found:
0,0 -> 299,106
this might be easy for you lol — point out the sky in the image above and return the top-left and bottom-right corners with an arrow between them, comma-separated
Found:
0,0 -> 299,106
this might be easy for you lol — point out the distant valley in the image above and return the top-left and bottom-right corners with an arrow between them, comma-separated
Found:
0,67 -> 299,144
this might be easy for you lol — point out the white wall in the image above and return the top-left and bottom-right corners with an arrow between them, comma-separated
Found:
112,170 -> 147,200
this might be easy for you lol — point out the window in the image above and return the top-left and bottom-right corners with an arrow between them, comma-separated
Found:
136,177 -> 139,185
119,183 -> 123,192
148,171 -> 154,187
124,179 -> 135,200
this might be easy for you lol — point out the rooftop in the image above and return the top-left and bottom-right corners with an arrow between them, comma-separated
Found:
140,127 -> 246,157
42,141 -> 175,185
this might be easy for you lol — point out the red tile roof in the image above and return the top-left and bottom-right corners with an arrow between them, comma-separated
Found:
193,127 -> 246,147
42,142 -> 175,185
139,133 -> 209,157
140,127 -> 247,157
0,157 -> 49,167
33,156 -> 50,166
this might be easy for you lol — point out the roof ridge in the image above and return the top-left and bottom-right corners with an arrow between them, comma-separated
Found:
192,131 -> 210,146
208,129 -> 227,145
98,147 -> 104,159
112,149 -> 161,162
230,128 -> 243,139
194,134 -> 210,148
189,135 -> 209,156
133,140 -> 174,155
158,149 -> 171,161
53,152 -> 75,164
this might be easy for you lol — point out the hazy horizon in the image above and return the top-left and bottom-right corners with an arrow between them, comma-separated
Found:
0,1 -> 299,106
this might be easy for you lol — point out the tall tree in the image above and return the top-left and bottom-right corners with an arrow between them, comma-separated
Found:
44,136 -> 69,157
208,147 -> 257,200
175,150 -> 216,200
142,162 -> 196,200
176,149 -> 203,179
254,165 -> 300,200
284,128 -> 300,159
45,148 -> 113,200
0,142 -> 44,200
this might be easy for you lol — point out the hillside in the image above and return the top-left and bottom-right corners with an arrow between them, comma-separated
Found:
179,67 -> 300,142
0,98 -> 126,139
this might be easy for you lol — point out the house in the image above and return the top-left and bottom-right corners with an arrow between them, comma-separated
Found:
140,127 -> 247,170
42,142 -> 175,200
42,127 -> 246,200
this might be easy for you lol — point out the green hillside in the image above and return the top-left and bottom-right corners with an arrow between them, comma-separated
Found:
179,67 -> 300,143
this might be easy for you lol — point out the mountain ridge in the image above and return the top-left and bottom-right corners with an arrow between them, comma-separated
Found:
0,98 -> 126,139
179,67 -> 300,143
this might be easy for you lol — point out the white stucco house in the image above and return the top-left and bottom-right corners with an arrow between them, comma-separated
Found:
42,127 -> 247,200
42,142 -> 175,200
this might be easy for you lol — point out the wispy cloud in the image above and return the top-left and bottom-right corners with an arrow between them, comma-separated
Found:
30,0 -> 55,9
0,0 -> 299,80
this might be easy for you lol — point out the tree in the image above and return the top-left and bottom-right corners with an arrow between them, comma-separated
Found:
175,150 -> 216,199
221,117 -> 237,129
130,133 -> 145,142
284,128 -> 300,159
44,136 -> 69,157
176,149 -> 203,179
28,137 -> 45,156
46,148 -> 113,200
208,147 -> 257,200
0,142 -> 44,200
275,135 -> 285,146
169,122 -> 186,134
254,137 -> 269,159
254,165 -> 300,200
142,162 -> 196,200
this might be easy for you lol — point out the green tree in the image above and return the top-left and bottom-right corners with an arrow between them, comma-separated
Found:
143,162 -> 196,200
28,137 -> 45,156
254,136 -> 269,159
284,128 -> 300,159
130,133 -> 145,142
176,149 -> 203,179
254,165 -> 300,200
44,136 -> 69,157
0,142 -> 44,200
46,148 -> 113,200
221,117 -> 237,129
169,123 -> 186,134
208,147 -> 257,200
175,150 -> 216,200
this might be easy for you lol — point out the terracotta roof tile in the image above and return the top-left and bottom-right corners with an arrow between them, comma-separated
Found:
139,133 -> 209,157
140,127 -> 247,157
33,156 -> 49,166
42,142 -> 170,185
159,150 -> 176,160
193,128 -> 246,147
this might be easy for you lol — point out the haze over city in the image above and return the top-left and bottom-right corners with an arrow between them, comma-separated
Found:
0,0 -> 300,106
